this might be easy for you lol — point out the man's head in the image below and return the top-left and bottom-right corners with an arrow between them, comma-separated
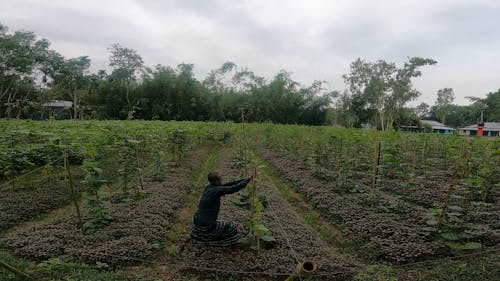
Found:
208,172 -> 222,185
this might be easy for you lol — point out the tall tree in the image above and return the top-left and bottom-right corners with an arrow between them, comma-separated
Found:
343,57 -> 436,130
0,23 -> 61,118
414,102 -> 430,119
434,88 -> 455,124
483,89 -> 500,122
108,43 -> 144,119
52,56 -> 91,119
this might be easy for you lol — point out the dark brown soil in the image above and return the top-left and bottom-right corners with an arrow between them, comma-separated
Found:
255,146 -> 450,264
179,148 -> 356,280
0,175 -> 83,231
1,147 -> 210,267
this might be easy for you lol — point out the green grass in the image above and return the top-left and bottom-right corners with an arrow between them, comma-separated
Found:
0,252 -> 128,281
408,252 -> 500,281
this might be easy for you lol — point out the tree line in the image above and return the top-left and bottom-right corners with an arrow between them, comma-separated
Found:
1,22 -> 498,128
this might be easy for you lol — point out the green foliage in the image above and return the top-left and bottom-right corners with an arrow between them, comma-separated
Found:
168,129 -> 188,166
434,88 -> 455,124
0,252 -> 127,281
151,137 -> 168,182
52,56 -> 91,119
413,253 -> 499,281
82,160 -> 112,233
37,258 -> 125,281
233,188 -> 270,209
426,202 -> 485,251
342,57 -> 436,130
242,218 -> 276,246
116,137 -> 144,199
0,131 -> 65,180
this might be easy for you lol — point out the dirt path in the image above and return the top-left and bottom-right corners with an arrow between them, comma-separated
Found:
176,147 -> 355,280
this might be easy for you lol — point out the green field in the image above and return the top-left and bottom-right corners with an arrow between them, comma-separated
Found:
1,119 -> 498,281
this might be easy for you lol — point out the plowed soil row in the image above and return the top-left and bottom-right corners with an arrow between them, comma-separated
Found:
1,146 -> 210,267
255,146 -> 449,263
0,173 -> 84,231
179,148 -> 355,280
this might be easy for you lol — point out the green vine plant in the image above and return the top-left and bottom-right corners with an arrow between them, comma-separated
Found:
240,164 -> 276,252
425,145 -> 484,251
233,187 -> 270,209
167,129 -> 188,167
82,160 -> 112,234
236,113 -> 275,252
151,134 -> 168,182
117,137 -> 144,201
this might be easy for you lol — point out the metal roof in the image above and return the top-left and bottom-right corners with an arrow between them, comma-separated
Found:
42,100 -> 73,108
419,120 -> 455,131
460,122 -> 500,131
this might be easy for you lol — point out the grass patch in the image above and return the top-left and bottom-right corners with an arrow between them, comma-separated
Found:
400,252 -> 500,281
0,252 -> 128,281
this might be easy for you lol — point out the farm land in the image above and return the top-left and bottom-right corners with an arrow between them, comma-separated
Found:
0,119 -> 498,281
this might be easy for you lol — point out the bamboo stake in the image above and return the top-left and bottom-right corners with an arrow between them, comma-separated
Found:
421,139 -> 427,176
370,141 -> 381,206
438,165 -> 459,229
240,108 -> 260,253
66,146 -> 83,231
412,145 -> 417,176
240,109 -> 248,174
335,139 -> 343,182
438,147 -> 472,229
253,164 -> 260,254
0,260 -> 31,280
135,147 -> 144,193
64,147 -> 68,185
10,134 -> 15,191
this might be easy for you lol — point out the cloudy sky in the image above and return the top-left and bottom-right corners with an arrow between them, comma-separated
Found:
1,0 -> 499,105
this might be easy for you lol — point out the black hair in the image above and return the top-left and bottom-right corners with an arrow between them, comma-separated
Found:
208,172 -> 220,185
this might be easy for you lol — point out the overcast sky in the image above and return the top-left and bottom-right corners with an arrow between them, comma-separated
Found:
1,0 -> 499,105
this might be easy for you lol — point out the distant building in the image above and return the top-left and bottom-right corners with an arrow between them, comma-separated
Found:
420,120 -> 456,134
399,120 -> 456,134
459,122 -> 500,137
43,100 -> 73,109
33,100 -> 73,120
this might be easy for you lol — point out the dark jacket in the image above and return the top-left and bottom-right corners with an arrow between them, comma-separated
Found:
193,178 -> 251,226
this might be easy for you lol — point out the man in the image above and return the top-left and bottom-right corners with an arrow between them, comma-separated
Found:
190,171 -> 254,247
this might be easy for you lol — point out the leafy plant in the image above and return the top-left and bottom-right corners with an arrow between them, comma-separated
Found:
82,160 -> 112,233
117,137 -> 144,199
167,129 -> 188,166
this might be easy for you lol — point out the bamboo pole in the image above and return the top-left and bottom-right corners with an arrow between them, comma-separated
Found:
240,108 -> 260,253
0,260 -> 31,280
10,134 -> 15,191
335,139 -> 343,182
412,145 -> 417,176
421,139 -> 427,176
438,147 -> 472,229
240,109 -> 248,174
253,164 -> 260,254
370,141 -> 381,205
135,147 -> 144,193
66,146 -> 83,231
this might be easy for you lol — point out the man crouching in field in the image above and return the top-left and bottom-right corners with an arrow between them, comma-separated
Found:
190,171 -> 254,248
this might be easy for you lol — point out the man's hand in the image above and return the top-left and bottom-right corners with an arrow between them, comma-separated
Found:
247,172 -> 255,181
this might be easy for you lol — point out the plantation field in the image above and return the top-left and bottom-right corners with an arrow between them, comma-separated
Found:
0,119 -> 498,281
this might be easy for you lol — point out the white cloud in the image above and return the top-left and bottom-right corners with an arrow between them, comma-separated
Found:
1,0 -> 499,105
